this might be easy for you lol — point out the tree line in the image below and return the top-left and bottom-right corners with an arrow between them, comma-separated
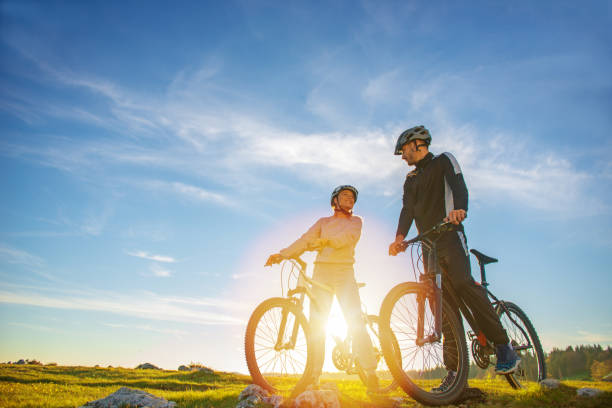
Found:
547,344 -> 612,380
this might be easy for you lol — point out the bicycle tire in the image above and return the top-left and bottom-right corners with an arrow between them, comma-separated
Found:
354,315 -> 399,393
496,301 -> 546,388
245,297 -> 313,398
379,282 -> 469,406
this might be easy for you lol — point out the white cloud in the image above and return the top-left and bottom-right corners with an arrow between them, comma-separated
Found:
0,245 -> 44,268
103,322 -> 188,337
0,288 -> 244,326
242,129 -> 403,186
126,251 -> 176,263
160,295 -> 250,311
170,182 -> 231,206
1,40 -> 609,218
8,322 -> 57,332
362,69 -> 403,104
575,330 -> 612,345
149,263 -> 173,278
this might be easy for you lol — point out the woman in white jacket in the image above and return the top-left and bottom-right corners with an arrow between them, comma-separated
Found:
265,185 -> 379,392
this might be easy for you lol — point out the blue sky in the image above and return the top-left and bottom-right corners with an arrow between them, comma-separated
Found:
1,1 -> 611,373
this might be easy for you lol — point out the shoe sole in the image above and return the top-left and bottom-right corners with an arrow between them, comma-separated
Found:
495,359 -> 521,375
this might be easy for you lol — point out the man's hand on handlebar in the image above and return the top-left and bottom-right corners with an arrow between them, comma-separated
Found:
389,235 -> 406,256
444,209 -> 467,225
264,253 -> 284,266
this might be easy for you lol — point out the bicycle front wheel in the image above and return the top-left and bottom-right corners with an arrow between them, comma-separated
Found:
379,282 -> 469,406
497,301 -> 546,388
244,297 -> 313,397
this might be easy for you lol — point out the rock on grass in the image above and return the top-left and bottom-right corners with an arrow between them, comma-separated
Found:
79,387 -> 175,408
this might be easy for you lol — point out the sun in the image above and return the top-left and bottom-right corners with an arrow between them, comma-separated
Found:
325,300 -> 349,339
321,300 -> 349,372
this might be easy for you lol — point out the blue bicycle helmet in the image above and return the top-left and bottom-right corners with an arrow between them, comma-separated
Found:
394,125 -> 431,155
330,185 -> 358,207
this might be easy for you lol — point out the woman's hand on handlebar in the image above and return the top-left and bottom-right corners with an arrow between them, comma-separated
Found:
444,209 -> 467,225
265,253 -> 284,266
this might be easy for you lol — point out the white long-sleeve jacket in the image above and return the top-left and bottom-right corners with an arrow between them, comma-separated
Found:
280,215 -> 362,265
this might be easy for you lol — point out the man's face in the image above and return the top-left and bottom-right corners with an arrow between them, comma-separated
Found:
336,189 -> 355,210
401,141 -> 419,165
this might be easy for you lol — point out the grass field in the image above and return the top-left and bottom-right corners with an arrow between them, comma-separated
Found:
1,364 -> 611,408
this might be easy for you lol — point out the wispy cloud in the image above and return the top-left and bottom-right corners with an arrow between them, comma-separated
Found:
103,322 -> 188,337
169,182 -> 232,206
0,245 -> 44,268
149,263 -> 173,278
8,322 -> 58,332
231,272 -> 258,280
575,330 -> 612,345
0,288 -> 244,325
160,295 -> 250,311
126,251 -> 176,263
1,36 -> 610,218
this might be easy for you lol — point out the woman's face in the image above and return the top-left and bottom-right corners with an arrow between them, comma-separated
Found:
336,189 -> 355,210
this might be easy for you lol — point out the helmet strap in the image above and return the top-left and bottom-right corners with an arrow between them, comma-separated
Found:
414,142 -> 428,152
334,207 -> 352,216
332,197 -> 352,216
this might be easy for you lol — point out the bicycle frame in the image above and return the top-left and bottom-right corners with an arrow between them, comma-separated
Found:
406,223 -> 534,354
272,258 -> 335,351
275,258 -> 377,372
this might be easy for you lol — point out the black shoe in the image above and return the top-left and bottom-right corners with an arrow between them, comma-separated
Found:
431,370 -> 456,393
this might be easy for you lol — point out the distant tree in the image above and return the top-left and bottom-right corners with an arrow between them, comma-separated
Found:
545,344 -> 612,379
591,359 -> 612,380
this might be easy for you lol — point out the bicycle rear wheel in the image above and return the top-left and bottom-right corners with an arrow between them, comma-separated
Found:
497,301 -> 546,388
245,297 -> 313,397
379,282 -> 469,406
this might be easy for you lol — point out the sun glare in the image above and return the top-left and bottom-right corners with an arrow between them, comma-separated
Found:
325,300 -> 349,339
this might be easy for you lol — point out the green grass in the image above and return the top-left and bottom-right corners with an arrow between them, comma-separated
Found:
1,364 -> 611,408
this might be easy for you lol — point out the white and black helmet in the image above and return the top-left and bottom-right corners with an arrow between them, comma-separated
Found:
394,125 -> 431,155
330,185 -> 358,207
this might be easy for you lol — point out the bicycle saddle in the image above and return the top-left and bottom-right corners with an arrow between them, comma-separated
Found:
470,249 -> 498,265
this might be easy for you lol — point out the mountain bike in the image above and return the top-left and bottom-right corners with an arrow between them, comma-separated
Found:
378,221 -> 546,406
244,257 -> 398,398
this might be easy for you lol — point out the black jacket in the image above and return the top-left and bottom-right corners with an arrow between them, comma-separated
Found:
396,152 -> 468,238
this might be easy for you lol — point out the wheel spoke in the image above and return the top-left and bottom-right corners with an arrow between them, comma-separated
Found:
382,285 -> 467,402
498,303 -> 545,384
246,301 -> 310,395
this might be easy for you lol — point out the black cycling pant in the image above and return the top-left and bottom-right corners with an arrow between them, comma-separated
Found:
424,231 -> 509,370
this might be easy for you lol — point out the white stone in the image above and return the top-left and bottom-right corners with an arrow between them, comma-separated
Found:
238,384 -> 269,401
293,389 -> 340,408
236,384 -> 283,408
135,362 -> 160,370
79,387 -> 175,408
539,378 -> 560,389
577,387 -> 603,397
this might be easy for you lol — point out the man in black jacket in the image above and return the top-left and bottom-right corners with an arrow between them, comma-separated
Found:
388,126 -> 520,392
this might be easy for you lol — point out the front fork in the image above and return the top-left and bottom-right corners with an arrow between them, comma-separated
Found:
416,246 -> 442,346
274,293 -> 305,351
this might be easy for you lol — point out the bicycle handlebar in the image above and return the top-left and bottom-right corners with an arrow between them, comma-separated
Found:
291,256 -> 307,271
403,220 -> 454,246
